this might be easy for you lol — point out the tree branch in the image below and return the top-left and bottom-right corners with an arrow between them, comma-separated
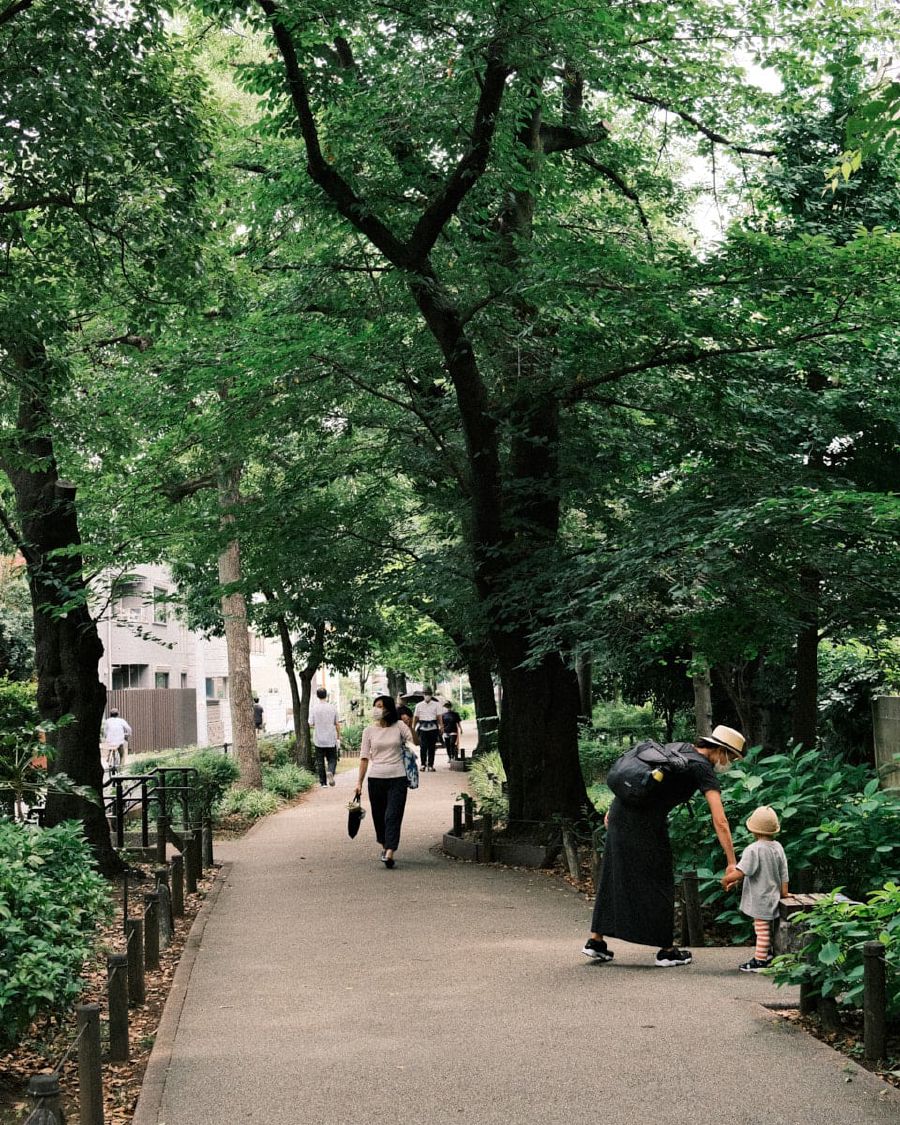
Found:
256,0 -> 409,265
0,193 -> 75,214
540,120 -> 611,154
0,0 -> 33,28
406,39 -> 511,262
566,322 -> 875,403
625,91 -> 777,157
576,155 -> 652,237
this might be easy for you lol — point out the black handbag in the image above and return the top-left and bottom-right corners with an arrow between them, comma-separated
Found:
347,796 -> 366,838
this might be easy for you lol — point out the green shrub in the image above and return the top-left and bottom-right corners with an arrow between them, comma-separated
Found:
768,883 -> 900,1021
262,763 -> 316,799
215,786 -> 280,821
340,721 -> 364,757
257,735 -> 294,766
0,677 -> 38,733
578,730 -> 625,784
591,700 -> 662,740
587,783 -> 614,815
669,744 -> 900,941
0,820 -> 111,1046
468,750 -> 508,819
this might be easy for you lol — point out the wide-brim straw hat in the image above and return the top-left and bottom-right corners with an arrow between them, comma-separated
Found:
747,806 -> 780,835
702,724 -> 745,758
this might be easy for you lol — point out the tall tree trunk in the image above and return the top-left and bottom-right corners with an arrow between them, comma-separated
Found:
576,649 -> 593,724
5,348 -> 122,874
466,652 -> 498,754
295,623 -> 325,772
273,610 -> 304,757
217,465 -> 261,788
386,668 -> 407,700
496,640 -> 589,826
791,567 -> 821,750
692,653 -> 713,739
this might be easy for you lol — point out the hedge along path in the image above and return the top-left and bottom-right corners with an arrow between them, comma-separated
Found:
154,752 -> 899,1125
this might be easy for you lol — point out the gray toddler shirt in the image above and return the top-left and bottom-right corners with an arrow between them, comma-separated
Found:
738,839 -> 789,920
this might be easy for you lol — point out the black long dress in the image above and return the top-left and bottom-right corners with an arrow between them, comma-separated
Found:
591,747 -> 721,948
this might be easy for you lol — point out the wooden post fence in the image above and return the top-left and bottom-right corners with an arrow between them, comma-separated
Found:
452,804 -> 463,837
106,953 -> 130,1063
76,1003 -> 104,1125
143,891 -> 160,972
125,918 -> 145,1006
682,871 -> 705,946
170,853 -> 185,918
27,1073 -> 66,1124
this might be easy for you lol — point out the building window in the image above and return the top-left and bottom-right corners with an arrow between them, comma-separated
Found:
205,676 -> 228,700
250,632 -> 266,654
152,587 -> 168,625
180,672 -> 188,689
111,664 -> 147,690
155,671 -> 170,689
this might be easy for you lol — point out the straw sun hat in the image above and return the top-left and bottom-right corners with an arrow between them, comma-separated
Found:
700,725 -> 746,758
746,806 -> 780,836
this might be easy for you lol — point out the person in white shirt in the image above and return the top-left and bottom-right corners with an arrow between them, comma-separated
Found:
309,688 -> 341,786
354,695 -> 415,868
413,688 -> 443,771
102,709 -> 132,774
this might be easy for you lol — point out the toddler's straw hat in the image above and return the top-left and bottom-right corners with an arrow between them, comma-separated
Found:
746,806 -> 780,835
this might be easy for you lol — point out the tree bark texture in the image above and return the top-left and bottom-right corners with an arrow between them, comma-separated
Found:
295,623 -> 325,772
5,349 -> 121,874
274,611 -> 304,758
692,654 -> 713,739
791,567 -> 821,750
217,465 -> 261,788
576,650 -> 593,723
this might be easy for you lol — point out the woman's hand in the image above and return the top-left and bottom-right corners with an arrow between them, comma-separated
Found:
604,812 -> 610,828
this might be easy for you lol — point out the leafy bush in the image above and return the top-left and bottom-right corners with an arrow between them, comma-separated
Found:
262,763 -> 316,799
0,677 -> 38,733
216,786 -> 280,821
468,750 -> 508,819
591,700 -> 662,740
578,730 -> 625,783
139,748 -> 239,825
257,735 -> 295,766
587,783 -> 614,815
340,721 -> 364,757
769,884 -> 900,1021
0,820 -> 111,1046
669,744 -> 900,940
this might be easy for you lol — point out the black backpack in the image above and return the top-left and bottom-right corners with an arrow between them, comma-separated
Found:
606,740 -> 694,805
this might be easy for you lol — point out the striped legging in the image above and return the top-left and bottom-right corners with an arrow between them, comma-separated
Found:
754,918 -> 772,960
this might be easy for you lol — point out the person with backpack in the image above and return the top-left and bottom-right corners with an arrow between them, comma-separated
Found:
582,724 -> 745,968
441,700 -> 462,761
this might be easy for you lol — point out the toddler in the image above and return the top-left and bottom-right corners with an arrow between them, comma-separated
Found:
723,805 -> 788,972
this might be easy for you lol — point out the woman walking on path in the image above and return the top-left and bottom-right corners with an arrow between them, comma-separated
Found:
355,695 -> 415,869
583,725 -> 745,967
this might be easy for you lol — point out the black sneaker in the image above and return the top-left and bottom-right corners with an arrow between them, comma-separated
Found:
655,947 -> 692,967
582,938 -> 614,962
739,957 -> 772,973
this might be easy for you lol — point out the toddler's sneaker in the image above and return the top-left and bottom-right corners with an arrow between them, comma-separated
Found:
739,957 -> 772,973
655,947 -> 693,967
582,938 -> 614,962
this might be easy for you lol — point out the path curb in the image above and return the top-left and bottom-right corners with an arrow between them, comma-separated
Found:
132,862 -> 232,1125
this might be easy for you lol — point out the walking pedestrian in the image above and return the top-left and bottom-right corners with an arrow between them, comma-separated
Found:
102,709 -> 132,775
582,724 -> 745,967
310,688 -> 341,787
441,699 -> 462,761
413,688 -> 442,771
252,696 -> 264,733
722,806 -> 789,972
354,695 -> 415,868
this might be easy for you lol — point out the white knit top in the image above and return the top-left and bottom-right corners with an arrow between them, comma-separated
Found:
359,721 -> 412,779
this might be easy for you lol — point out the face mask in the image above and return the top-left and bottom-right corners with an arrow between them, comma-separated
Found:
424,695 -> 432,702
714,758 -> 731,774
371,706 -> 384,721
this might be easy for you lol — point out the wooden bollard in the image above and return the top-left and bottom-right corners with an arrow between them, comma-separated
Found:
155,866 -> 174,947
183,832 -> 198,894
107,953 -> 129,1062
170,853 -> 185,918
482,812 -> 494,863
125,918 -> 145,1005
76,1003 -> 104,1125
143,890 -> 160,971
682,871 -> 704,946
27,1072 -> 66,1123
463,795 -> 474,831
864,941 -> 887,1061
156,812 -> 169,865
452,804 -> 463,837
561,826 -> 580,880
202,813 -> 214,868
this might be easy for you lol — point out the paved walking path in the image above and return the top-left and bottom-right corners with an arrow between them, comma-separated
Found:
153,733 -> 898,1125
